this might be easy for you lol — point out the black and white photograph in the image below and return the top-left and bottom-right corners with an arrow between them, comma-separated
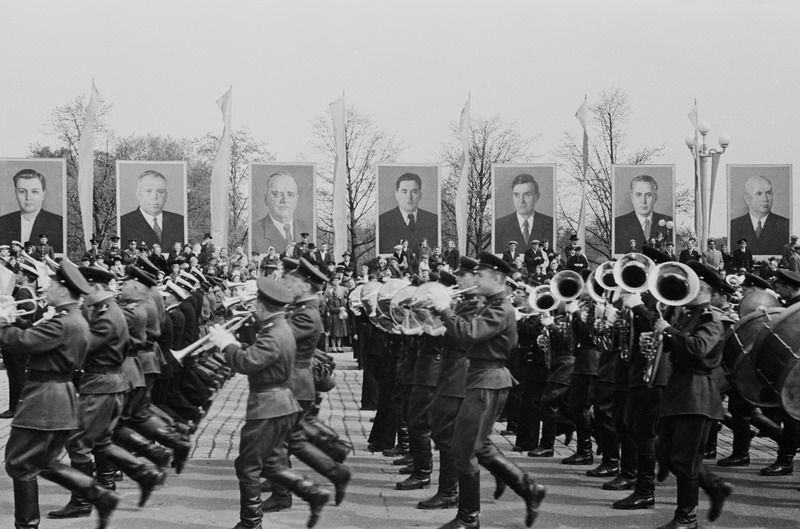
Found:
612,164 -> 675,255
117,160 -> 187,251
0,158 -> 66,254
376,164 -> 440,255
250,162 -> 315,255
727,164 -> 792,257
492,164 -> 556,254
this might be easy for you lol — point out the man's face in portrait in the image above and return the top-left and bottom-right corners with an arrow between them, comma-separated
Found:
630,180 -> 657,217
265,173 -> 298,224
395,179 -> 422,214
15,176 -> 45,216
743,176 -> 774,217
512,181 -> 538,217
136,173 -> 168,217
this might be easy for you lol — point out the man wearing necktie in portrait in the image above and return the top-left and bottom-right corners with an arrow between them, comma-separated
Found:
613,167 -> 674,255
493,166 -> 556,254
377,166 -> 440,254
118,161 -> 187,254
729,173 -> 791,256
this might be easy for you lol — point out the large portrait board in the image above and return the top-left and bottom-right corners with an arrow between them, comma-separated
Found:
612,164 -> 675,256
376,164 -> 440,255
727,164 -> 792,257
0,158 -> 67,254
492,164 -> 556,254
250,162 -> 316,256
116,160 -> 187,252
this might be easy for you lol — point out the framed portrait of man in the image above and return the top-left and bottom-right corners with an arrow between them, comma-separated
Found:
612,164 -> 675,256
116,160 -> 187,252
727,164 -> 792,257
492,164 -> 556,254
376,164 -> 440,255
250,162 -> 315,255
0,158 -> 67,254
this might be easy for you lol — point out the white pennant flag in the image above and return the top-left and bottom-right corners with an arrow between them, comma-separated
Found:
77,82 -> 101,248
330,94 -> 348,261
455,94 -> 471,255
210,86 -> 233,250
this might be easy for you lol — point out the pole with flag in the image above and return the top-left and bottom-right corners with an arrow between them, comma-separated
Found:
688,99 -> 704,250
210,86 -> 233,251
77,81 -> 101,249
455,94 -> 471,256
330,93 -> 348,261
574,95 -> 589,249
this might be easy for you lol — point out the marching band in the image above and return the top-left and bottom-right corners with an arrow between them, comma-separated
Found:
1,238 -> 799,529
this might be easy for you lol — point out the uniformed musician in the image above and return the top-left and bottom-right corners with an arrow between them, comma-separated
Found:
1,259 -> 119,529
427,252 -> 545,529
207,278 -> 330,529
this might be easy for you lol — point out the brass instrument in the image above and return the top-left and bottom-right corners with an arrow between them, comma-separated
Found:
222,294 -> 257,311
551,270 -> 584,302
392,283 -> 478,335
613,253 -> 655,360
529,285 -> 558,313
641,262 -> 700,387
0,295 -> 46,319
173,314 -> 254,363
348,285 -> 364,315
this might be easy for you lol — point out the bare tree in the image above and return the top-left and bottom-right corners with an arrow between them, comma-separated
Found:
555,88 -> 664,262
310,104 -> 402,264
195,129 -> 273,249
440,117 -> 536,255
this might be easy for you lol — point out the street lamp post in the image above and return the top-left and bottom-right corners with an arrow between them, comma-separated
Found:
685,122 -> 729,253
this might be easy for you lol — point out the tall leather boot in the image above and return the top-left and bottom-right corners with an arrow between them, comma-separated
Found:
261,455 -> 292,512
291,432 -> 352,506
269,469 -> 330,528
482,455 -> 546,527
438,471 -> 479,529
232,483 -> 263,529
418,444 -> 459,509
40,465 -> 119,529
47,461 -> 94,518
752,409 -> 783,442
298,415 -> 353,463
13,479 -> 40,529
113,425 -> 173,468
100,444 -> 166,507
131,416 -> 191,473
383,424 -> 410,457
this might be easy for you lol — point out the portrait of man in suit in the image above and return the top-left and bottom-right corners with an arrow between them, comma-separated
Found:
119,169 -> 185,251
729,174 -> 790,256
614,173 -> 673,254
252,171 -> 311,254
377,171 -> 439,254
494,172 -> 554,253
0,167 -> 64,253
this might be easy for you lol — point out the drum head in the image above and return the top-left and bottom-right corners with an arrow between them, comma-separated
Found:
782,360 -> 800,421
746,303 -> 800,407
728,307 -> 785,408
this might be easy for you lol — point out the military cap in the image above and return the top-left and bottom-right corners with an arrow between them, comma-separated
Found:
282,257 -> 300,272
341,251 -> 351,257
438,270 -> 457,287
138,242 -> 149,251
109,236 -> 120,241
137,256 -> 161,277
570,234 -> 579,241
203,233 -> 212,239
38,233 -> 48,239
175,275 -> 195,291
179,270 -> 199,286
742,272 -> 771,290
164,279 -> 190,300
0,244 -> 8,250
256,277 -> 294,306
53,258 -> 91,296
293,257 -> 328,287
189,267 -> 209,285
11,240 -> 22,246
301,232 -> 310,238
393,243 -> 403,251
774,269 -> 800,289
127,239 -> 137,245
79,266 -> 115,284
124,265 -> 158,288
641,244 -> 671,265
505,277 -> 519,290
456,256 -> 479,275
687,261 -> 724,292
508,240 -> 518,246
476,251 -> 512,275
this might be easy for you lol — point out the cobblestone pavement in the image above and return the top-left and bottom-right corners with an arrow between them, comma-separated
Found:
1,354 -> 798,528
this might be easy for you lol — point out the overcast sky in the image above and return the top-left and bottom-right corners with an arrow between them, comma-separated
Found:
1,0 -> 797,237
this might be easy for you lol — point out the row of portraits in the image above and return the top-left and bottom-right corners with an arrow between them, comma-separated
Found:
0,159 -> 792,258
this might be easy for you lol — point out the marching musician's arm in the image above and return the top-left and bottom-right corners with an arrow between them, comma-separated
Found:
224,334 -> 282,375
661,310 -> 722,367
87,314 -> 115,351
0,317 -> 65,355
289,309 -> 316,342
440,300 -> 506,345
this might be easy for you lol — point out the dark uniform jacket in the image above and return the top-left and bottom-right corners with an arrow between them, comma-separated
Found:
0,302 -> 89,430
660,303 -> 724,420
119,300 -> 148,389
441,290 -> 515,390
572,306 -> 600,376
79,295 -> 130,394
413,335 -> 444,387
224,312 -> 301,420
435,296 -> 482,398
286,296 -> 323,402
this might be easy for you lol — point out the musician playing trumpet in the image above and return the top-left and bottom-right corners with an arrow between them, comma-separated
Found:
652,261 -> 733,529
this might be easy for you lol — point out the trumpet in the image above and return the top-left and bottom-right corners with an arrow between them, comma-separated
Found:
222,294 -> 257,311
0,296 -> 46,318
173,314 -> 254,363
642,262 -> 700,387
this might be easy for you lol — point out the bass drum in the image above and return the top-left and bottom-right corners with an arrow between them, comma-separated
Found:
747,302 -> 800,419
727,306 -> 784,407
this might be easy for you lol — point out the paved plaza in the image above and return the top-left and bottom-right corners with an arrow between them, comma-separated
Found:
1,354 -> 798,529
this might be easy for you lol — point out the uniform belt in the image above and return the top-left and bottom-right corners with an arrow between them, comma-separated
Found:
250,382 -> 285,392
294,360 -> 312,369
468,359 -> 506,370
83,367 -> 122,375
28,371 -> 72,383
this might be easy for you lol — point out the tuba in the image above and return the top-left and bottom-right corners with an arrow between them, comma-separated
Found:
614,253 -> 655,360
641,262 -> 700,387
